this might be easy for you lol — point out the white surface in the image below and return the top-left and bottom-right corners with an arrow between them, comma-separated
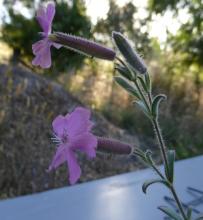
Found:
0,156 -> 203,220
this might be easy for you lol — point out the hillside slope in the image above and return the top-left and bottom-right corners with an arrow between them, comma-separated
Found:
0,64 -> 143,198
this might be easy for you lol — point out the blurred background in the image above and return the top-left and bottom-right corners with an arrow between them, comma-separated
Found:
0,0 -> 203,199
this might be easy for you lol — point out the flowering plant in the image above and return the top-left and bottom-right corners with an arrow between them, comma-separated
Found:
31,2 -> 203,220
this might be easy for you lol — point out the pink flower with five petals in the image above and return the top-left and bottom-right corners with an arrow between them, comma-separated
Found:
32,2 -> 61,69
49,107 -> 97,184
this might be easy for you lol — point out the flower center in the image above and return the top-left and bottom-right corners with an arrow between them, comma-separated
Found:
61,133 -> 69,144
51,130 -> 69,145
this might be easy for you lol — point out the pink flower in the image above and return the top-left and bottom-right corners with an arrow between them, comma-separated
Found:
49,107 -> 97,185
32,2 -> 61,69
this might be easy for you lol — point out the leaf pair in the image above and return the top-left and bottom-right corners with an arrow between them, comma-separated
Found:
115,76 -> 140,99
142,150 -> 175,193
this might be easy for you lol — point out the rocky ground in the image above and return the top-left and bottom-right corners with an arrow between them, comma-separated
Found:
0,64 -> 158,199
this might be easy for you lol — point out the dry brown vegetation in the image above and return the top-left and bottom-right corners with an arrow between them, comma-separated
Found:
0,64 -> 146,199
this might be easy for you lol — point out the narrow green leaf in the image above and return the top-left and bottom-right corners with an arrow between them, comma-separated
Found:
144,150 -> 153,165
112,31 -> 147,74
142,179 -> 168,194
114,76 -> 140,99
115,65 -> 132,81
133,149 -> 146,161
145,72 -> 151,92
186,207 -> 192,219
151,94 -> 167,118
165,150 -> 175,183
138,76 -> 148,92
158,206 -> 182,220
134,100 -> 151,118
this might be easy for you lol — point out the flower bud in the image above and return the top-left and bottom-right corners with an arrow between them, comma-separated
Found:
112,31 -> 147,74
97,137 -> 132,155
49,32 -> 116,61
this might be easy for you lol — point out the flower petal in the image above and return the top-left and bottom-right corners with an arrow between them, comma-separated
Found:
32,40 -> 44,55
41,43 -> 52,68
37,17 -> 49,36
37,6 -> 49,35
48,145 -> 66,171
52,115 -> 68,137
37,2 -> 55,35
70,133 -> 97,158
46,2 -> 55,30
66,150 -> 81,184
53,42 -> 62,49
32,38 -> 52,69
65,107 -> 93,138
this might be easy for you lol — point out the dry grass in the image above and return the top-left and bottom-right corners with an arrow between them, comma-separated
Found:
0,64 -> 143,199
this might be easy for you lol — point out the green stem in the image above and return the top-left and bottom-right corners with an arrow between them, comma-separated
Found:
147,91 -> 152,105
151,109 -> 187,220
133,150 -> 165,180
134,79 -> 151,112
136,78 -> 187,220
152,118 -> 169,170
150,162 -> 165,180
170,185 -> 188,220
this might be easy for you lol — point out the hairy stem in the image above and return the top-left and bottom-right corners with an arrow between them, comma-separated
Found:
170,185 -> 188,220
152,119 -> 188,220
137,79 -> 188,220
150,162 -> 165,180
134,79 -> 151,112
152,118 -> 169,170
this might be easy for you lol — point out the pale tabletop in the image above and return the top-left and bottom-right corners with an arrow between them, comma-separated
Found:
0,156 -> 203,220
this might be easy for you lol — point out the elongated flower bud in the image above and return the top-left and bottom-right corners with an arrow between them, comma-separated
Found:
112,31 -> 147,74
49,32 -> 116,61
97,137 -> 132,155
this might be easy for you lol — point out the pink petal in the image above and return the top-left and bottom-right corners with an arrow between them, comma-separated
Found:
65,107 -> 93,138
70,133 -> 97,158
36,2 -> 55,35
48,145 -> 66,171
37,5 -> 46,18
32,38 -> 52,69
41,43 -> 52,68
52,115 -> 68,137
32,56 -> 41,66
32,40 -> 44,55
37,6 -> 49,35
46,2 -> 55,27
53,42 -> 62,49
66,150 -> 81,184
37,17 -> 49,36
